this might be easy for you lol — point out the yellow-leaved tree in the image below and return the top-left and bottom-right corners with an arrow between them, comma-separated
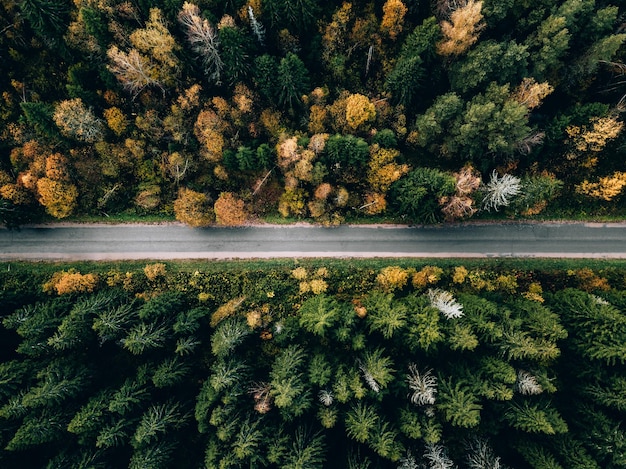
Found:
380,0 -> 407,40
345,93 -> 376,132
173,187 -> 214,227
436,0 -> 485,56
576,172 -> 626,201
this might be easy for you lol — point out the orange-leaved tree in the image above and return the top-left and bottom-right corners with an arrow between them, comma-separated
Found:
214,192 -> 248,226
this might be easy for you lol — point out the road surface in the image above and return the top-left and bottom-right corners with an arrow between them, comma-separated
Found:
0,222 -> 625,260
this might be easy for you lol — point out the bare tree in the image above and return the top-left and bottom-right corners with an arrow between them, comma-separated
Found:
481,171 -> 522,212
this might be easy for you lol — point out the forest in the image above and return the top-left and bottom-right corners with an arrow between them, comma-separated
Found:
1,0 -> 626,227
1,259 -> 626,468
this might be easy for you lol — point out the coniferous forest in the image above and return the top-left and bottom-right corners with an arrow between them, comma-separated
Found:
1,260 -> 626,468
0,0 -> 626,226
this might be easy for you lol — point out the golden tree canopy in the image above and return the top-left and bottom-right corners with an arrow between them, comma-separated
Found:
173,187 -> 214,227
214,192 -> 248,226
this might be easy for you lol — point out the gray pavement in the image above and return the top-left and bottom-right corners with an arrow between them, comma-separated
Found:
0,222 -> 625,260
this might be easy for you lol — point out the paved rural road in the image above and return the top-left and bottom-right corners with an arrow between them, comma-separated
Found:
0,222 -> 625,260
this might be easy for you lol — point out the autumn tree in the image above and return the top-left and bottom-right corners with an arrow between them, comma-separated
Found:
178,2 -> 223,84
36,177 -> 78,219
53,98 -> 104,143
380,0 -> 407,40
345,93 -> 376,132
436,0 -> 485,56
173,188 -> 214,227
214,192 -> 248,226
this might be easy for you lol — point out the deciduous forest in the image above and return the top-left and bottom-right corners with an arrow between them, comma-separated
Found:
0,0 -> 625,226
1,259 -> 626,468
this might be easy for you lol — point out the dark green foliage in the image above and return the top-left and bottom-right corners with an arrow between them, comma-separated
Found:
219,26 -> 251,87
277,52 -> 310,110
1,262 -> 626,467
390,167 -> 456,223
19,0 -> 70,46
324,134 -> 369,174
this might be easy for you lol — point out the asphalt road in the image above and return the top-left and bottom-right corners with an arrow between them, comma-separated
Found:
0,222 -> 625,260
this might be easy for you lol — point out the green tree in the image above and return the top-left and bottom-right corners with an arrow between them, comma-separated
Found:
298,294 -> 341,337
437,379 -> 482,428
390,167 -> 456,223
277,52 -> 310,111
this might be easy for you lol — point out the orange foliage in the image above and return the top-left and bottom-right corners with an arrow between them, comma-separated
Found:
45,153 -> 71,181
362,192 -> 387,215
511,78 -> 554,110
214,192 -> 248,226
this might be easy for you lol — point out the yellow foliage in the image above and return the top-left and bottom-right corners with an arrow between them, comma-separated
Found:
412,266 -> 443,289
210,296 -> 246,327
44,270 -> 98,295
36,177 -> 78,219
367,145 -> 409,193
144,263 -> 167,281
511,78 -> 554,110
291,267 -> 308,280
576,171 -> 626,201
130,8 -> 179,71
308,199 -> 327,218
452,266 -> 468,284
315,267 -> 329,278
0,183 -> 31,205
247,309 -> 262,329
381,0 -> 407,39
345,93 -> 376,131
335,186 -> 350,207
308,104 -> 328,134
566,116 -> 624,153
468,269 -> 496,291
260,108 -> 284,138
310,279 -> 329,294
214,192 -> 248,226
376,266 -> 409,292
321,2 -> 353,62
436,0 -> 485,56
523,282 -> 544,303
293,155 -> 315,182
214,165 -> 229,180
104,107 -> 128,136
495,274 -> 518,293
569,268 -> 610,292
173,187 -> 214,227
